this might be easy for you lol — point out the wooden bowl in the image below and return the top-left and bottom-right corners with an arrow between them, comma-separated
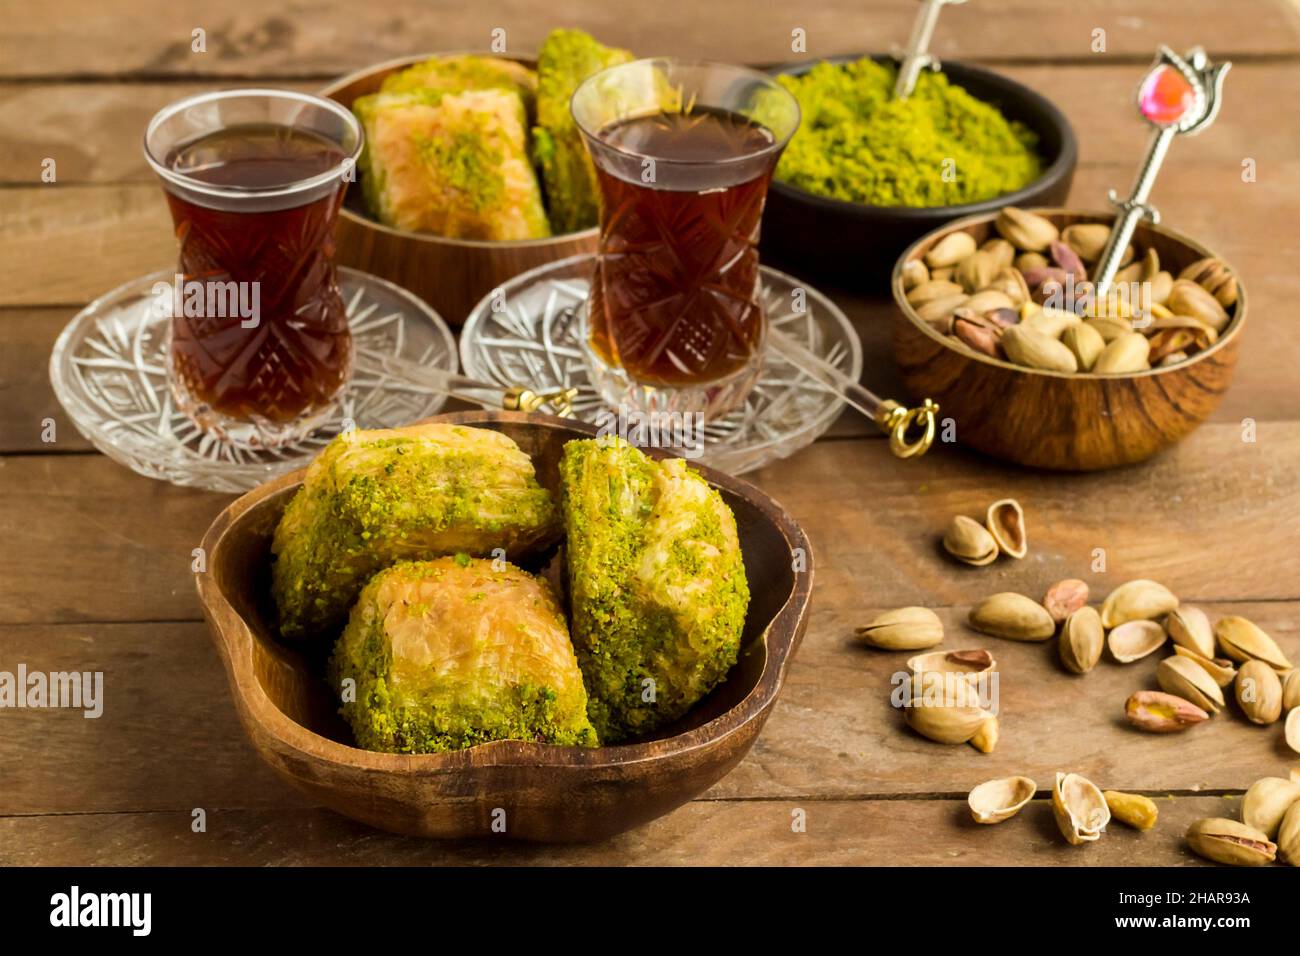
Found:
195,411 -> 812,842
320,55 -> 599,325
891,209 -> 1246,471
762,57 -> 1077,290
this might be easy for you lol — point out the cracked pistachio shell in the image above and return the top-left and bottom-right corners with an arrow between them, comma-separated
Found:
995,207 -> 1059,252
1103,791 -> 1159,831
1283,670 -> 1300,711
1278,800 -> 1300,866
1044,579 -> 1089,623
985,498 -> 1027,560
1187,818 -> 1276,866
925,231 -> 978,269
969,776 -> 1036,824
1215,615 -> 1293,671
1100,579 -> 1179,629
1235,660 -> 1283,724
856,606 -> 944,650
1241,777 -> 1300,838
1107,619 -> 1167,663
907,648 -> 996,677
1172,645 -> 1237,688
904,700 -> 997,750
969,592 -> 1056,642
1156,654 -> 1224,714
1052,772 -> 1110,845
943,514 -> 999,566
1125,690 -> 1208,733
1167,278 -> 1230,333
1166,606 -> 1215,659
1059,606 -> 1104,675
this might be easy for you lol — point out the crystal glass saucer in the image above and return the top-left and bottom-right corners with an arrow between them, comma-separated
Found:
50,267 -> 457,493
460,254 -> 861,475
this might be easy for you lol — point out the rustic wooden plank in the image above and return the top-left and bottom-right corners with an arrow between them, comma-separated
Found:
0,795 -> 1251,866
4,63 -> 1295,186
2,421 -> 1298,628
2,0 -> 1296,80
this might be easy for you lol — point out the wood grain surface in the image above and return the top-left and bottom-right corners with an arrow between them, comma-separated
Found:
3,0 -> 1299,865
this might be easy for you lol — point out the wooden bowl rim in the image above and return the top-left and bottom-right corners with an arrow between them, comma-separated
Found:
319,52 -> 600,250
890,207 -> 1247,381
765,55 -> 1079,218
196,410 -> 813,774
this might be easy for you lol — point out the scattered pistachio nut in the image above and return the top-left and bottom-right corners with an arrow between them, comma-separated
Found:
925,231 -> 977,269
1044,578 -> 1089,623
1166,606 -> 1215,659
1215,615 -> 1293,671
1103,790 -> 1158,831
1059,606 -> 1104,675
995,207 -> 1059,252
1052,772 -> 1110,845
968,776 -> 1036,824
1241,777 -> 1300,838
985,498 -> 1027,560
1278,800 -> 1300,866
1107,619 -> 1167,663
1235,660 -> 1283,725
1156,654 -> 1225,714
906,648 -> 997,679
904,699 -> 998,751
1100,579 -> 1179,629
943,514 -> 999,566
969,592 -> 1055,642
1172,645 -> 1237,688
856,606 -> 944,650
1186,818 -> 1276,866
1125,690 -> 1209,733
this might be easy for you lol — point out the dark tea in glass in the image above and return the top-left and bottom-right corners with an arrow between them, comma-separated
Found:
572,60 -> 800,418
144,90 -> 363,447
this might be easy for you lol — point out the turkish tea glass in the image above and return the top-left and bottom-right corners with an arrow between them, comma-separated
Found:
572,59 -> 800,420
143,89 -> 363,448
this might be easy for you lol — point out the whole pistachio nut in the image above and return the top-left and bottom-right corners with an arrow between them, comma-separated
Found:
1156,654 -> 1225,714
1234,659 -> 1283,725
953,318 -> 1002,359
1062,323 -> 1105,371
1013,251 -> 1048,273
1049,239 -> 1087,279
1241,777 -> 1300,838
1215,615 -> 1293,670
1124,690 -> 1209,733
1283,669 -> 1300,711
1178,256 -> 1239,309
901,258 -> 929,291
855,606 -> 944,650
1000,324 -> 1078,373
1059,606 -> 1104,675
1186,818 -> 1276,866
1100,579 -> 1179,629
942,514 -> 999,566
980,237 -> 1016,270
925,231 -> 978,269
1149,270 -> 1174,306
985,498 -> 1027,560
1107,619 -> 1167,663
995,207 -> 1059,253
968,776 -> 1036,825
1103,791 -> 1159,831
1093,331 -> 1151,374
1052,771 -> 1110,845
1166,607 -> 1215,659
904,699 -> 997,749
1278,799 -> 1300,866
1044,578 -> 1089,623
1167,279 -> 1230,333
916,294 -> 968,332
907,278 -> 964,306
1172,645 -> 1237,688
969,592 -> 1056,642
1061,222 -> 1111,262
956,249 -> 999,293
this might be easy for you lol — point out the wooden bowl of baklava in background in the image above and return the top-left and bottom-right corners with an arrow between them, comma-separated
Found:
321,55 -> 598,324
196,411 -> 813,842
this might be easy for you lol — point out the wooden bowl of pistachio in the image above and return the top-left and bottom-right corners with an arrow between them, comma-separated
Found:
890,207 -> 1246,470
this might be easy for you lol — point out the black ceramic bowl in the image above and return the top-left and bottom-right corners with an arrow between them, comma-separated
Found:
761,56 -> 1077,290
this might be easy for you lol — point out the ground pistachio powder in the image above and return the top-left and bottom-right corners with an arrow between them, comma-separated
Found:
775,57 -> 1043,207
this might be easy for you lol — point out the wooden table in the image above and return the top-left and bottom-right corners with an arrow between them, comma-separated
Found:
3,0 -> 1299,866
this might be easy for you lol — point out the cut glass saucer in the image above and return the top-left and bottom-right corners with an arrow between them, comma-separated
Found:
460,254 -> 861,475
50,267 -> 457,493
